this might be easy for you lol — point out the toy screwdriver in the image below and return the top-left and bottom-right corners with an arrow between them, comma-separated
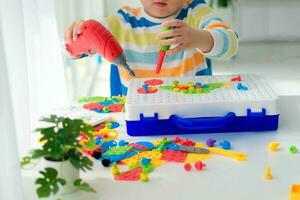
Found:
156,26 -> 174,74
65,19 -> 135,77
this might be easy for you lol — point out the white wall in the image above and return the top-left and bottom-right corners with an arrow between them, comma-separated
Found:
236,0 -> 300,42
55,0 -> 106,38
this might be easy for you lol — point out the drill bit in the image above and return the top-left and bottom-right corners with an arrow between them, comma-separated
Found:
115,53 -> 135,77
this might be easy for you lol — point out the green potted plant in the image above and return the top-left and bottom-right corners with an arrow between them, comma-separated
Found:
209,0 -> 232,8
21,115 -> 97,198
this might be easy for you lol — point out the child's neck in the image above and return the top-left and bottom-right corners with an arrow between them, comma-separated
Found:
142,8 -> 181,23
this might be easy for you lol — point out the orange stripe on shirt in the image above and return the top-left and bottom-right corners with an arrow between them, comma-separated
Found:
133,7 -> 141,16
121,6 -> 131,12
119,52 -> 205,81
206,22 -> 230,30
121,6 -> 141,16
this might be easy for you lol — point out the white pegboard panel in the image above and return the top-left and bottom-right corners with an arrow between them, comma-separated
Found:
126,74 -> 279,121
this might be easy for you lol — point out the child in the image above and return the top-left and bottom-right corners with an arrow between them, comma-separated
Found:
65,0 -> 238,94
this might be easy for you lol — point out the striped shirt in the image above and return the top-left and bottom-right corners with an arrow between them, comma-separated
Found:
102,0 -> 238,88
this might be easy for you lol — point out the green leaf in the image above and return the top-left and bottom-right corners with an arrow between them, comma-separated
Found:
68,150 -> 93,172
35,168 -> 66,198
31,149 -> 46,159
73,179 -> 96,193
20,156 -> 31,167
57,178 -> 66,185
37,186 -> 51,198
85,138 -> 97,150
40,115 -> 65,124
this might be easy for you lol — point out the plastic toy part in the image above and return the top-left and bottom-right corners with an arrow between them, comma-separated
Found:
264,165 -> 273,180
114,167 -> 143,181
206,138 -> 217,147
140,161 -> 154,174
290,184 -> 300,200
178,145 -> 210,154
161,150 -> 188,163
140,172 -> 149,182
237,83 -> 248,91
231,75 -> 241,82
173,137 -> 195,147
95,124 -> 105,131
194,161 -> 206,171
128,143 -> 148,151
79,96 -> 107,103
83,103 -> 105,112
102,159 -> 111,167
205,146 -> 247,161
98,128 -> 119,140
137,86 -> 158,94
223,82 -> 232,87
158,139 -> 173,153
82,96 -> 125,113
289,146 -> 298,154
121,151 -> 163,167
268,142 -> 280,152
173,80 -> 179,86
159,81 -> 224,95
219,140 -> 231,150
156,26 -> 173,74
111,163 -> 120,176
144,79 -> 164,86
100,140 -> 117,153
184,163 -> 192,171
136,142 -> 155,150
110,121 -> 120,129
103,146 -> 132,156
108,104 -> 124,112
141,158 -> 151,166
119,140 -> 129,146
105,123 -> 112,129
156,50 -> 166,74
143,84 -> 149,93
103,106 -> 110,113
92,151 -> 102,159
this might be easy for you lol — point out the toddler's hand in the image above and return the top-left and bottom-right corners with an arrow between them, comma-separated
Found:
64,20 -> 97,57
157,19 -> 214,54
64,20 -> 85,45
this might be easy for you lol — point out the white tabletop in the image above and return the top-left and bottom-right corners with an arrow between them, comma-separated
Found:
22,95 -> 300,200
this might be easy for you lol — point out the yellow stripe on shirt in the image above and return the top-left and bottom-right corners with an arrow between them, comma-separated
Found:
118,52 -> 205,81
106,15 -> 159,46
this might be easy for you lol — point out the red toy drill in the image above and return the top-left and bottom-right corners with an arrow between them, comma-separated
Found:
65,19 -> 135,77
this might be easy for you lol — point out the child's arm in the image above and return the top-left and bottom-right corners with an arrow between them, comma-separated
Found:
157,6 -> 238,60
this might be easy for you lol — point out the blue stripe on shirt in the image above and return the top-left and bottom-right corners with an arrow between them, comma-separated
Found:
117,9 -> 160,28
176,0 -> 206,20
214,29 -> 229,57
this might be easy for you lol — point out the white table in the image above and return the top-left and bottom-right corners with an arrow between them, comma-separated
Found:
22,95 -> 300,200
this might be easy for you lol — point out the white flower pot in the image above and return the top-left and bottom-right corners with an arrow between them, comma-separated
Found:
38,158 -> 80,199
